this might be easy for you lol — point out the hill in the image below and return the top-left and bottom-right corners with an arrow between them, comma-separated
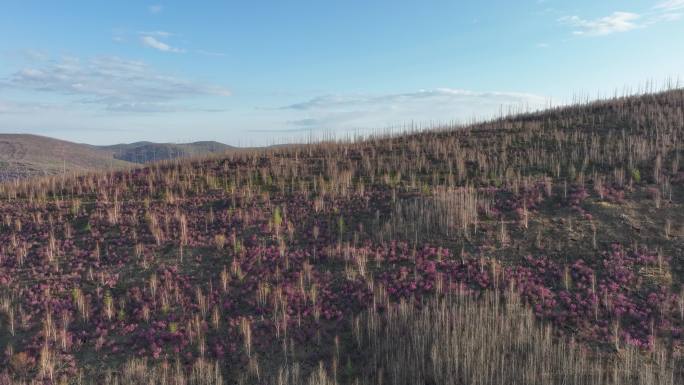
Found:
0,90 -> 683,384
0,134 -> 135,181
0,135 -> 236,181
98,141 -> 234,163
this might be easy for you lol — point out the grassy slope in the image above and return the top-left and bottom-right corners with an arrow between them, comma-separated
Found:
0,90 -> 683,383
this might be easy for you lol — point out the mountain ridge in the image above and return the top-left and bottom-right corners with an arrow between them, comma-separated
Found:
96,140 -> 234,163
0,134 -> 236,181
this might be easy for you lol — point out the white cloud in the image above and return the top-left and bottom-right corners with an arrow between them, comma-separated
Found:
2,55 -> 230,113
282,89 -> 546,111
196,50 -> 228,57
652,0 -> 684,21
275,88 -> 548,133
148,4 -> 163,14
140,35 -> 184,53
116,30 -> 223,57
0,99 -> 60,114
139,30 -> 173,38
651,12 -> 682,22
655,0 -> 684,10
559,12 -> 641,36
559,4 -> 683,37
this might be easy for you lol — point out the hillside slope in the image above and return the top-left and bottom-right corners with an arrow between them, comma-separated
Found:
0,134 -> 135,181
0,91 -> 683,383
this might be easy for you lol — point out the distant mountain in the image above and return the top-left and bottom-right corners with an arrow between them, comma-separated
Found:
0,135 -> 236,182
97,141 -> 234,163
0,134 -> 135,181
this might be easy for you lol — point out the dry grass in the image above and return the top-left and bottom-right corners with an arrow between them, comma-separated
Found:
0,89 -> 683,384
0,358 -> 223,385
274,289 -> 682,385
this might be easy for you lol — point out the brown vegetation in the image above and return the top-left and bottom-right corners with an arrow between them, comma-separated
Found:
0,89 -> 683,384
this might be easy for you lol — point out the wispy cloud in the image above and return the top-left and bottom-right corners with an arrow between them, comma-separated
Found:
652,0 -> 683,21
559,12 -> 641,36
281,89 -> 545,111
148,4 -> 163,14
196,50 -> 228,57
655,0 -> 684,10
275,88 -> 547,132
559,3 -> 683,37
140,35 -> 184,53
139,30 -> 174,38
0,99 -> 59,114
2,55 -> 230,113
117,29 -> 223,57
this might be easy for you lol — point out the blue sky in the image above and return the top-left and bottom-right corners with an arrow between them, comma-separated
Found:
0,0 -> 683,146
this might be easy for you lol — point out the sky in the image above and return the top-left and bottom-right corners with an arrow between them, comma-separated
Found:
0,0 -> 683,146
